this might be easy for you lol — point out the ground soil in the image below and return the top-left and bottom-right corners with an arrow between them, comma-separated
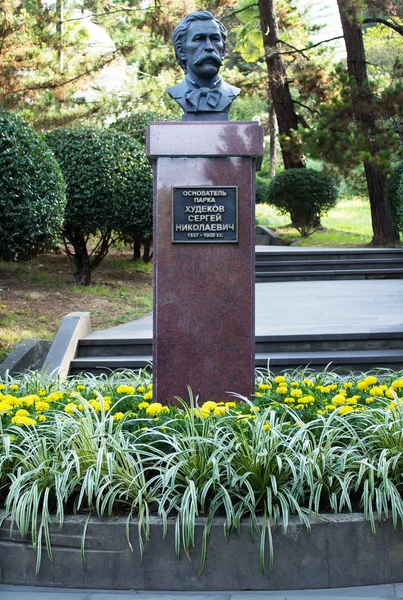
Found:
0,249 -> 153,362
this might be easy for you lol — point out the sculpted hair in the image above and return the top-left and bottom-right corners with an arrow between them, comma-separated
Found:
172,11 -> 227,73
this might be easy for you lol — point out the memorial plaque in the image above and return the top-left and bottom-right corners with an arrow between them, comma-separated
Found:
172,186 -> 238,243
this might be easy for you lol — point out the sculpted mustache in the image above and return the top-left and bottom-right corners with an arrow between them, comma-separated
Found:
193,53 -> 222,67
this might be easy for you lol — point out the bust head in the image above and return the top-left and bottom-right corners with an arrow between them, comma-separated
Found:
172,11 -> 227,84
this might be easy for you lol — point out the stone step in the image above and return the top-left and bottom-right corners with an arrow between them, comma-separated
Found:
255,268 -> 403,281
256,349 -> 403,373
69,349 -> 403,376
255,248 -> 403,263
77,332 -> 403,357
255,258 -> 403,273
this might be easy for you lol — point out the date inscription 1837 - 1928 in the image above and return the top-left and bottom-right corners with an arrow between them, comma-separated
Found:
172,186 -> 238,243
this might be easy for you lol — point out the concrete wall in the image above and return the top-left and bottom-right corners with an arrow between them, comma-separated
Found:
1,512 -> 403,590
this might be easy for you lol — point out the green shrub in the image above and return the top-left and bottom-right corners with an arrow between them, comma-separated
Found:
267,168 -> 339,237
110,110 -> 177,146
255,175 -> 270,205
386,163 -> 403,234
45,127 -> 152,284
0,111 -> 66,261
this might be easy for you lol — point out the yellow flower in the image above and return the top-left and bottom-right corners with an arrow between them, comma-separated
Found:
138,402 -> 150,410
3,395 -> 22,407
113,412 -> 124,421
9,384 -> 19,391
300,395 -> 315,404
391,379 -> 403,390
291,389 -> 303,398
365,376 -> 377,386
46,392 -> 64,402
39,389 -> 47,396
337,389 -> 348,396
35,401 -> 50,412
214,406 -> 227,416
12,414 -> 37,426
365,398 -> 374,404
137,386 -> 146,393
263,423 -> 270,430
22,395 -> 40,407
251,406 -> 260,413
276,386 -> 288,395
386,389 -> 394,399
195,408 -> 210,419
225,401 -> 236,409
284,397 -> 295,404
325,405 -> 336,412
255,392 -> 262,397
274,376 -> 286,384
370,387 -> 383,397
317,409 -> 323,415
64,403 -> 78,415
291,382 -> 299,387
15,409 -> 29,417
332,394 -> 346,406
258,383 -> 270,390
339,405 -> 354,415
344,382 -> 353,389
146,402 -> 164,416
76,385 -> 85,390
303,379 -> 313,386
202,401 -> 217,411
143,391 -> 153,401
116,385 -> 135,395
0,384 -> 5,391
148,383 -> 153,390
38,415 -> 47,422
0,402 -> 13,413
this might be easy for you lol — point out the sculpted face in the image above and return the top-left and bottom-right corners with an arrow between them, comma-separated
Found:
184,20 -> 224,82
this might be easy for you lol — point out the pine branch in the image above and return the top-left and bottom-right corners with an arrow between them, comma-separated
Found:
293,100 -> 320,116
362,17 -> 403,36
221,3 -> 259,20
276,35 -> 344,57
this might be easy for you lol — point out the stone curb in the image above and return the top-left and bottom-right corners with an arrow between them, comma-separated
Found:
1,513 -> 403,591
0,339 -> 51,379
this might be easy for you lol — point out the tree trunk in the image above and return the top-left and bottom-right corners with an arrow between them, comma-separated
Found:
143,239 -> 152,263
258,0 -> 305,170
268,104 -> 277,178
337,0 -> 400,246
132,236 -> 141,261
71,236 -> 92,285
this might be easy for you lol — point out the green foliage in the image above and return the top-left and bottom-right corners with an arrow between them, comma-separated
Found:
110,110 -> 178,146
386,163 -> 403,232
255,175 -> 270,205
2,369 -> 403,573
45,127 -> 152,284
267,168 -> 339,237
0,111 -> 66,261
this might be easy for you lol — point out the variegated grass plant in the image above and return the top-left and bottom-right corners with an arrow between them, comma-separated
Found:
1,368 -> 403,574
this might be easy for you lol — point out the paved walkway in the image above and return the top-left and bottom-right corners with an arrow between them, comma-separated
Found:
1,583 -> 403,599
84,280 -> 403,340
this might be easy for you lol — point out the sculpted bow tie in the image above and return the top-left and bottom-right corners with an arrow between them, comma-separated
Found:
184,87 -> 222,111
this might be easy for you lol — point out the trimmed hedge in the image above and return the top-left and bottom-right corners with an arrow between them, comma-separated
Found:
0,111 -> 66,261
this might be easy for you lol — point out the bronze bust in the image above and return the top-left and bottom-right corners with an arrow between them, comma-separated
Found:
168,11 -> 240,120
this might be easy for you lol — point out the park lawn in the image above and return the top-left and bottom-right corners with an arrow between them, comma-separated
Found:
0,250 -> 153,363
256,196 -> 373,246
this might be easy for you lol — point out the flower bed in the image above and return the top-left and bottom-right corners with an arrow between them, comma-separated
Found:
1,368 -> 403,577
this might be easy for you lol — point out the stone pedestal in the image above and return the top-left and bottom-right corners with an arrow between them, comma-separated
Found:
147,121 -> 263,404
